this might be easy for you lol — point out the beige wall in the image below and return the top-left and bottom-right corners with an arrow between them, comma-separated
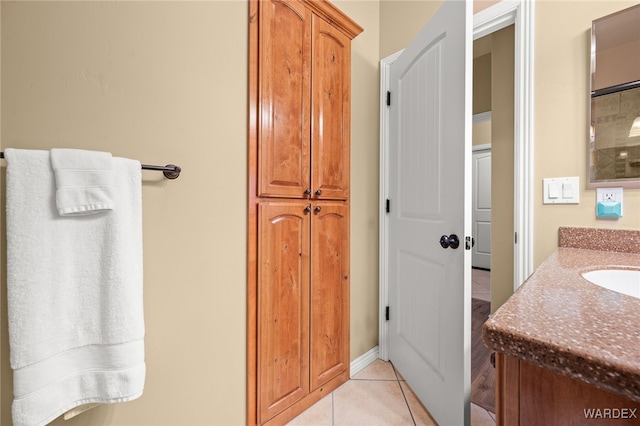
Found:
379,1 -> 442,58
474,0 -> 501,14
473,120 -> 492,146
1,2 -> 249,425
534,0 -> 640,267
490,25 -> 515,312
473,54 -> 492,114
333,0 -> 382,364
473,37 -> 492,147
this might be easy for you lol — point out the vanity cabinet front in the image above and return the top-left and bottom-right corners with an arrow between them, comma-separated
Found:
496,353 -> 640,425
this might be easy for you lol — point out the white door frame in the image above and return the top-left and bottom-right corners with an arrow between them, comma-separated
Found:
378,0 -> 534,360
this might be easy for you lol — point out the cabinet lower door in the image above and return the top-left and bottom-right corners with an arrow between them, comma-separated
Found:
309,203 -> 349,390
258,202 -> 310,422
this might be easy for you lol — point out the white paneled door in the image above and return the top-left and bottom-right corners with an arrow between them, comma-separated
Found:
387,1 -> 472,425
472,149 -> 492,270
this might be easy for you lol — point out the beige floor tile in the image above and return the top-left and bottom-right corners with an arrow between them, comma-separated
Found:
391,364 -> 405,381
286,394 -> 333,426
399,381 -> 437,426
471,402 -> 496,426
333,379 -> 413,425
351,359 -> 397,381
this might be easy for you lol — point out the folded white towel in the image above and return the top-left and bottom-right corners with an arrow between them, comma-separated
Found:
5,148 -> 145,426
50,148 -> 114,216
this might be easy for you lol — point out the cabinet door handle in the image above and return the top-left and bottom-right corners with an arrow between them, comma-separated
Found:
304,188 -> 312,197
314,206 -> 322,213
304,205 -> 312,214
315,189 -> 322,197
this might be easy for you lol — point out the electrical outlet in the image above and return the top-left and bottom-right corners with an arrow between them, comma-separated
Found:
597,188 -> 623,203
596,187 -> 623,218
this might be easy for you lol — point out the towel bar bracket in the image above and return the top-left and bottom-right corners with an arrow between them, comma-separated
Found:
163,164 -> 181,180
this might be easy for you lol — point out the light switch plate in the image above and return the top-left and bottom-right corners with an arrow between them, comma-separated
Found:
543,177 -> 580,204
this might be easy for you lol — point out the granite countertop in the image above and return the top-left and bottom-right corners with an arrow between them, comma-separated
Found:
483,245 -> 640,403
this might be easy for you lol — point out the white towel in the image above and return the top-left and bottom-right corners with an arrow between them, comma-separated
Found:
4,148 -> 145,426
50,148 -> 114,216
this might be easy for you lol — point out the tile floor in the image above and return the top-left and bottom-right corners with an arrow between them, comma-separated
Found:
287,359 -> 496,425
286,269 -> 495,426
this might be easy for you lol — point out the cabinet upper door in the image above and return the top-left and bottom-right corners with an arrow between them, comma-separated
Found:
258,0 -> 311,199
311,16 -> 351,200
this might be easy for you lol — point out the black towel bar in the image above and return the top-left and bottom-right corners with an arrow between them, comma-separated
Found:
0,151 -> 181,179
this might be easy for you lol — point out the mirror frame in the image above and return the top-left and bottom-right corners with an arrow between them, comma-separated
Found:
588,4 -> 640,188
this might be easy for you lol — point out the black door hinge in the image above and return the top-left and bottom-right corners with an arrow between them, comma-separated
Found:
385,306 -> 390,321
385,199 -> 390,213
386,91 -> 391,106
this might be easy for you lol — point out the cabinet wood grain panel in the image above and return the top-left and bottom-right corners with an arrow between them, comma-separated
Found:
496,353 -> 640,426
258,0 -> 311,198
495,352 -> 520,425
258,202 -> 310,421
310,203 -> 349,390
311,16 -> 351,200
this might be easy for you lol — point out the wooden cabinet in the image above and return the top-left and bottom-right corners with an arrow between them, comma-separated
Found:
248,1 -> 362,425
496,353 -> 640,425
257,201 -> 349,422
257,0 -> 353,201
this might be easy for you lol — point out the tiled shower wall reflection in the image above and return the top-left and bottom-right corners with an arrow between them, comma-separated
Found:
591,86 -> 640,180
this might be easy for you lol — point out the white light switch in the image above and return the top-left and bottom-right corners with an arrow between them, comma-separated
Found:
562,182 -> 574,198
543,177 -> 579,204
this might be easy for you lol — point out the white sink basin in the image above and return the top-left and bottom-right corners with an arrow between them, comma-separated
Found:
581,269 -> 640,299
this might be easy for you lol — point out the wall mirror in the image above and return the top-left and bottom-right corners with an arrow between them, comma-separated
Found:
589,4 -> 640,187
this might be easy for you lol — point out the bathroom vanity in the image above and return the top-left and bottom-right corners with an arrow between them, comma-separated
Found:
483,227 -> 640,425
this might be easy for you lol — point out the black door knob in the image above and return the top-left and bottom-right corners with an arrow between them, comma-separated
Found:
440,234 -> 460,249
448,234 -> 460,249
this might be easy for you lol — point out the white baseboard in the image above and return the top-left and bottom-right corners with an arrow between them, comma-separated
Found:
350,345 -> 379,377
